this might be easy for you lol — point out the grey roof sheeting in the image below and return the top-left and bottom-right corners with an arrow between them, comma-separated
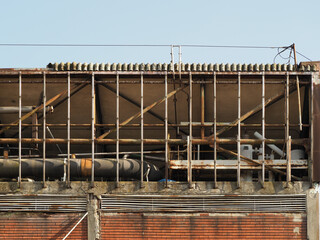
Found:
47,62 -> 317,72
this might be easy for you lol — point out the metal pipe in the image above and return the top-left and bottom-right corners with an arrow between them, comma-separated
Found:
116,73 -> 120,186
140,73 -> 144,186
213,72 -> 217,188
0,106 -> 53,114
91,73 -> 95,187
62,212 -> 88,240
237,73 -> 241,188
43,72 -> 46,188
165,72 -> 168,187
67,72 -> 71,187
253,132 -> 285,157
18,72 -> 22,188
262,72 -> 265,186
0,158 -> 162,180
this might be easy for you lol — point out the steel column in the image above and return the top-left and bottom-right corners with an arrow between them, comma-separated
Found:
67,72 -> 71,187
285,73 -> 290,184
91,73 -> 95,187
43,72 -> 46,188
188,73 -> 193,188
140,73 -> 144,186
262,73 -> 265,187
237,73 -> 241,188
18,72 -> 22,187
213,72 -> 217,188
165,72 -> 168,187
116,73 -> 120,187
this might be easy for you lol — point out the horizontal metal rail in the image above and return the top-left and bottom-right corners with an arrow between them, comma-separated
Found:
0,138 -> 308,145
0,195 -> 87,212
101,194 -> 306,213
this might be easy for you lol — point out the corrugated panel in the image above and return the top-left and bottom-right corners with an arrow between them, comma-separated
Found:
0,213 -> 87,239
47,62 -> 317,72
0,195 -> 87,212
101,194 -> 306,213
101,212 -> 307,240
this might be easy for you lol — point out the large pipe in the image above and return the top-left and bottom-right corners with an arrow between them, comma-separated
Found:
0,158 -> 162,181
253,131 -> 285,158
0,106 -> 53,114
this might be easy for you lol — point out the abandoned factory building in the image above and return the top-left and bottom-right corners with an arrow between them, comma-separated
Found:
0,61 -> 319,239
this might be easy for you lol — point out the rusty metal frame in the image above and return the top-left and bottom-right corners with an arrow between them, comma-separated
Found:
43,72 -> 47,188
262,72 -> 265,187
18,72 -> 22,187
116,73 -> 120,187
165,72 -> 168,187
140,73 -> 144,186
67,72 -> 71,187
285,73 -> 291,185
91,73 -> 95,187
213,72 -> 217,188
0,70 -> 313,185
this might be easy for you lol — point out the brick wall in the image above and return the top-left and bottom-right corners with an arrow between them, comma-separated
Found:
101,212 -> 307,240
0,213 -> 87,239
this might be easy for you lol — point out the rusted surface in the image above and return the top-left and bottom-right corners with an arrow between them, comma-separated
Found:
101,212 -> 307,239
0,213 -> 87,239
81,158 -> 92,177
313,84 -> 320,182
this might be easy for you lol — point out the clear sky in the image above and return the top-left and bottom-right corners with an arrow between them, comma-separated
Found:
0,0 -> 319,68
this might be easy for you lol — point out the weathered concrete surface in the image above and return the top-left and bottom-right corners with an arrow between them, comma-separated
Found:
0,181 -> 311,195
87,194 -> 100,240
307,185 -> 319,240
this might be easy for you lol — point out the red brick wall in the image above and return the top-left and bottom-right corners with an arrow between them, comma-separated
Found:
101,212 -> 307,240
0,213 -> 87,239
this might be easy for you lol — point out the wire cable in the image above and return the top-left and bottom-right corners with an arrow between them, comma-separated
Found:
0,43 -> 287,49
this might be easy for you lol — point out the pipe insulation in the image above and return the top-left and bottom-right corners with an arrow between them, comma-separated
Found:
0,158 -> 162,181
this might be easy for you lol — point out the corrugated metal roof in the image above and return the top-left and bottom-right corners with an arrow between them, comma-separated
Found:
47,62 -> 317,72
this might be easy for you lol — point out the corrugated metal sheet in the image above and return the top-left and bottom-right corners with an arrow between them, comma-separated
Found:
47,62 -> 317,72
101,212 -> 307,239
101,194 -> 306,213
0,195 -> 87,212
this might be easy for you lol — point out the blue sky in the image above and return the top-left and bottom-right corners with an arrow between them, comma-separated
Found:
0,0 -> 319,68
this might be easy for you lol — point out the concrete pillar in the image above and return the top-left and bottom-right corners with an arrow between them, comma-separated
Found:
87,194 -> 100,240
307,186 -> 319,240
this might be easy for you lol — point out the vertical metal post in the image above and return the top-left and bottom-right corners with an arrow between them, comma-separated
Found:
296,75 -> 303,131
165,72 -> 168,187
213,72 -> 217,188
116,73 -> 120,187
200,84 -> 205,139
67,72 -> 71,187
18,72 -> 22,188
188,73 -> 193,188
287,136 -> 292,182
237,73 -> 241,188
285,73 -> 290,184
43,72 -> 46,188
262,73 -> 265,187
91,73 -> 95,187
178,45 -> 182,79
140,73 -> 144,187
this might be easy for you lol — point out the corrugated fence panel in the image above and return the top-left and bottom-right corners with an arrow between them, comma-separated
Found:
0,195 -> 87,212
101,194 -> 306,213
101,212 -> 307,240
0,212 -> 87,239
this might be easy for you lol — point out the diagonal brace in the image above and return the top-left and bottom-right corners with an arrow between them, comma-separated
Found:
98,85 -> 188,139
